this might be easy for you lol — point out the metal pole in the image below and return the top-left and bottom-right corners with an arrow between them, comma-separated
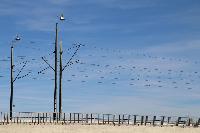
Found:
54,23 -> 58,119
10,46 -> 14,120
59,41 -> 63,119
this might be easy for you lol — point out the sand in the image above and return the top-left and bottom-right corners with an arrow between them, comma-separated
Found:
0,124 -> 200,133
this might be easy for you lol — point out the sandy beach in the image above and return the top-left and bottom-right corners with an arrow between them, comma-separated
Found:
0,124 -> 200,133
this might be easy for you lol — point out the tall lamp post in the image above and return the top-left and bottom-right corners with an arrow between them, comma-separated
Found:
41,15 -> 65,119
40,14 -> 81,119
10,35 -> 21,119
55,14 -> 65,119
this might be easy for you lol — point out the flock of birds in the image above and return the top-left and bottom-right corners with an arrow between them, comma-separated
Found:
0,40 -> 200,92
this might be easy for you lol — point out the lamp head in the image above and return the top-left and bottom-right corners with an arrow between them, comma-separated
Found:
15,35 -> 21,41
60,14 -> 65,21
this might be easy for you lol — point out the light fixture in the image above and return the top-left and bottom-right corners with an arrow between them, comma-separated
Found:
15,35 -> 21,41
60,14 -> 65,21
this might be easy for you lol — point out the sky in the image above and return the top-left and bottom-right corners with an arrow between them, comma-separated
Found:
0,0 -> 200,117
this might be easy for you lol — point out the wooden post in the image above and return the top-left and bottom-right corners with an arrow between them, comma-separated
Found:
17,116 -> 19,124
90,114 -> 93,124
86,114 -> 88,123
49,114 -> 51,123
43,113 -> 45,123
38,113 -> 40,124
6,113 -> 9,124
78,113 -> 80,123
63,113 -> 66,124
3,113 -> 5,125
108,115 -> 110,124
187,118 -> 191,126
161,116 -> 165,126
81,114 -> 83,124
153,116 -> 156,126
53,113 -> 54,123
197,118 -> 200,126
74,113 -> 76,123
69,113 -> 71,123
167,117 -> 171,125
103,114 -> 105,125
141,116 -> 144,125
176,117 -> 181,126
128,115 -> 130,125
53,23 -> 58,120
32,114 -> 33,123
14,114 -> 16,123
134,115 -> 137,125
34,113 -> 37,124
113,115 -> 115,125
56,113 -> 59,123
98,114 -> 100,125
46,113 -> 47,123
118,115 -> 120,125
144,116 -> 148,125
122,115 -> 124,124
10,46 -> 14,120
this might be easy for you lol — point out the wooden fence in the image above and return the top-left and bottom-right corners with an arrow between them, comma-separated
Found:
0,112 -> 199,127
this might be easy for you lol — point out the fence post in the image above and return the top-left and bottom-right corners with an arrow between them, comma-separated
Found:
63,113 -> 66,124
98,114 -> 100,125
108,115 -> 110,124
74,113 -> 76,123
141,116 -> 144,125
134,115 -> 137,125
197,118 -> 200,126
91,114 -> 93,124
167,117 -> 171,125
122,115 -> 124,124
113,115 -> 115,125
6,113 -> 9,124
78,113 -> 80,123
14,113 -> 15,123
31,113 -> 33,124
176,117 -> 181,126
3,113 -> 5,125
49,114 -> 51,123
69,113 -> 71,123
81,114 -> 83,124
161,116 -> 165,126
53,113 -> 54,123
17,115 -> 19,124
118,115 -> 120,125
38,113 -> 40,124
153,116 -> 156,126
45,113 -> 47,123
127,115 -> 130,125
56,113 -> 59,123
42,113 -> 44,123
145,116 -> 148,125
103,114 -> 105,125
19,113 -> 21,124
86,114 -> 88,124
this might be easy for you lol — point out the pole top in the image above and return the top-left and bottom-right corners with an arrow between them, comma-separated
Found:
15,35 -> 21,41
60,14 -> 65,21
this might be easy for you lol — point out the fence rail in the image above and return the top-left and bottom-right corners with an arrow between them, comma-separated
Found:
0,112 -> 199,127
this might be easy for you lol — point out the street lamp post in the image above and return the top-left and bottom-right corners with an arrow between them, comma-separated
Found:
58,14 -> 64,119
10,35 -> 21,120
54,15 -> 64,119
53,22 -> 58,119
